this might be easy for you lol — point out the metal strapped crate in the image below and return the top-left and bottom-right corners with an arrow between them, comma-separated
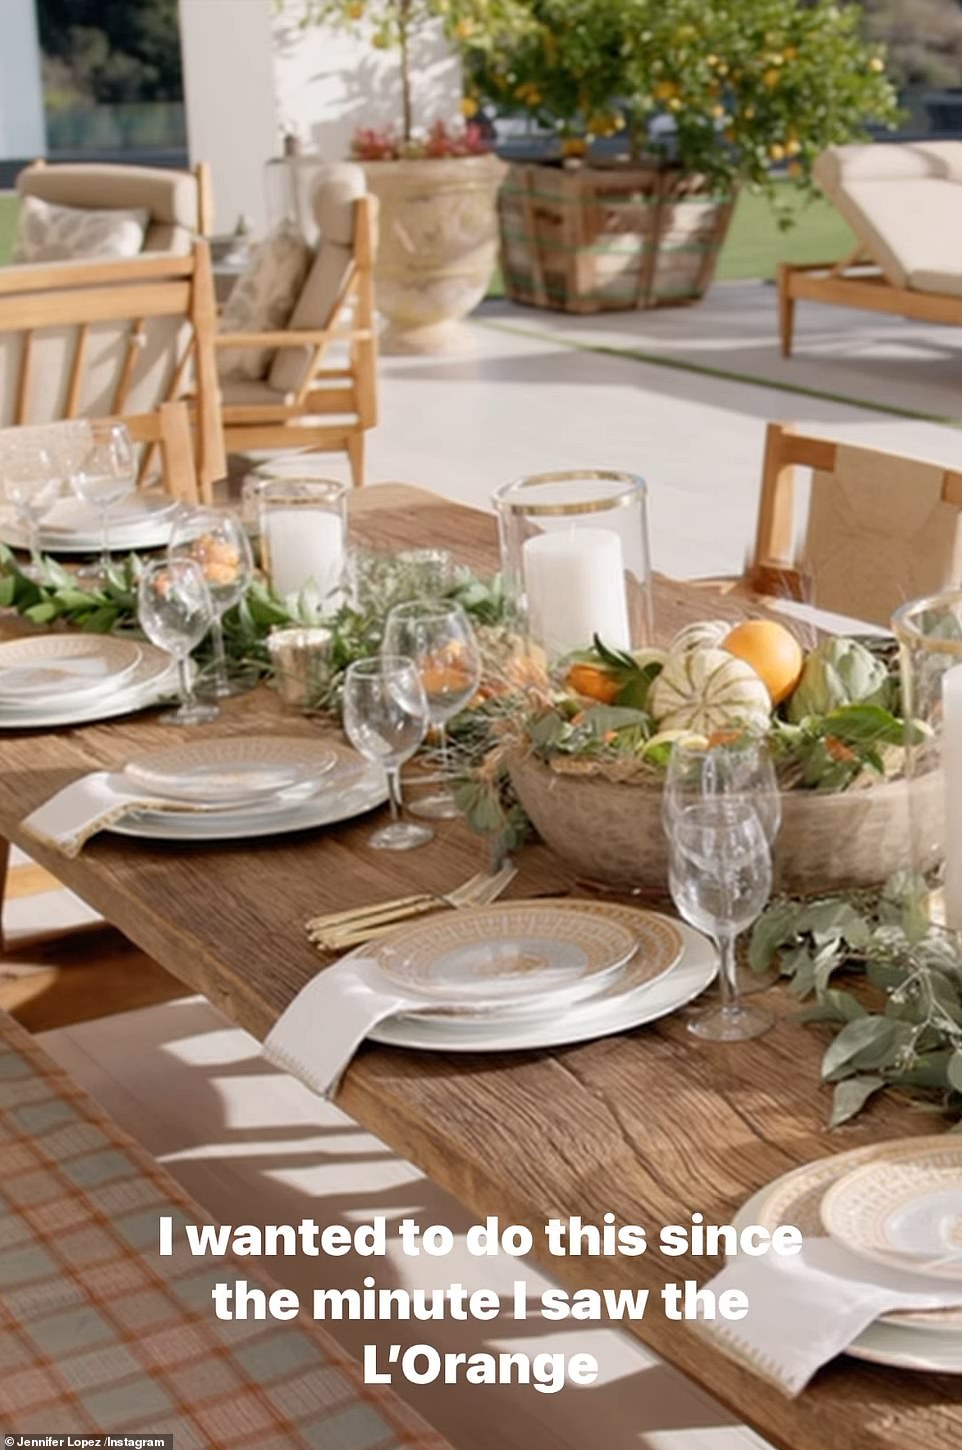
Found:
498,161 -> 736,313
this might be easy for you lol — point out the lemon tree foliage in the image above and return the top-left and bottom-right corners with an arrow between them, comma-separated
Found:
465,0 -> 900,201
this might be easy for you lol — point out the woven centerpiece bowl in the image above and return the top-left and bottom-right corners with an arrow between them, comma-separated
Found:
509,752 -> 943,895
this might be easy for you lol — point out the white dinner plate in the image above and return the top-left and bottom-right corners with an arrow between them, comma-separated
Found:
123,737 -> 338,806
0,495 -> 180,555
366,918 -> 717,1052
820,1142 -> 962,1282
0,635 -> 142,701
375,902 -> 636,1009
110,759 -> 388,841
0,643 -> 179,729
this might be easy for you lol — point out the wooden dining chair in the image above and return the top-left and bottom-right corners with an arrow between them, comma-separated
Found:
744,422 -> 962,626
214,174 -> 379,488
0,243 -> 224,500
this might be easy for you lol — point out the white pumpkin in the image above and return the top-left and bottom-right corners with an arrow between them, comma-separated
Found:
649,646 -> 772,733
667,619 -> 731,656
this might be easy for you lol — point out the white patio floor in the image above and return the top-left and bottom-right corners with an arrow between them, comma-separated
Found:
27,278 -> 962,1449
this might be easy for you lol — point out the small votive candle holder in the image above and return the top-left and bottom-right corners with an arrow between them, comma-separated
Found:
267,626 -> 334,710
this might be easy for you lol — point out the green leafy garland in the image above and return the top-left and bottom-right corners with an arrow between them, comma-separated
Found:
0,544 -> 510,705
750,877 -> 962,1130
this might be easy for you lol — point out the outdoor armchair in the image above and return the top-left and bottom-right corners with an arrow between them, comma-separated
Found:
777,141 -> 962,356
214,165 -> 379,488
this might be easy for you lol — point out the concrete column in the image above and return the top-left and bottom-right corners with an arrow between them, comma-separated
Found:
0,0 -> 46,162
178,0 -> 279,234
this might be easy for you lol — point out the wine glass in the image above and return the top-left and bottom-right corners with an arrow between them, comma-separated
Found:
668,797 -> 774,1041
342,656 -> 434,851
169,507 -> 254,697
71,422 -> 135,583
137,557 -> 219,726
3,444 -> 61,581
663,733 -> 781,995
382,600 -> 482,819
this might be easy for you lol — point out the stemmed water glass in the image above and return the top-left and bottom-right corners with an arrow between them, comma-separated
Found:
342,656 -> 434,851
663,736 -> 777,1041
382,600 -> 482,819
137,557 -> 219,726
169,507 -> 254,697
3,444 -> 61,581
71,422 -> 135,584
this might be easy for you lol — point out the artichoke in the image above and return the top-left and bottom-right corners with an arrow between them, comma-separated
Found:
786,637 -> 890,723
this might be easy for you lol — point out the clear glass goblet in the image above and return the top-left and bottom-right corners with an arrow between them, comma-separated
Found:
71,422 -> 135,584
668,798 -> 774,1042
169,507 -> 254,697
382,600 -> 482,819
3,444 -> 61,581
342,656 -> 434,851
663,733 -> 781,994
137,557 -> 219,726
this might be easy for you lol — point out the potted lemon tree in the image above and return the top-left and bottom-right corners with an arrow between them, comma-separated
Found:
464,0 -> 899,312
287,0 -> 529,350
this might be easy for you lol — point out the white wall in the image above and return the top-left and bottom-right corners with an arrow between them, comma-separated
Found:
178,0 -> 279,234
0,0 -> 45,160
272,8 -> 461,163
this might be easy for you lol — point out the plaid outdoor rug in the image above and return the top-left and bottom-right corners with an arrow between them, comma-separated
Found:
0,1007 -> 452,1449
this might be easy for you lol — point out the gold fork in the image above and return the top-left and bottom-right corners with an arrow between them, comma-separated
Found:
310,863 -> 517,951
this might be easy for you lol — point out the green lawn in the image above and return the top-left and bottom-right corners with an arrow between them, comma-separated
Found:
0,178 -> 853,280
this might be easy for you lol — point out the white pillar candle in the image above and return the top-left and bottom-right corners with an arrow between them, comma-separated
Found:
523,527 -> 630,658
942,662 -> 962,928
263,506 -> 345,600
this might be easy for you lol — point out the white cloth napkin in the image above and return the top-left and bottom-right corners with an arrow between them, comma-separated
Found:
22,771 -> 210,857
264,957 -> 421,1098
699,1236 -> 962,1395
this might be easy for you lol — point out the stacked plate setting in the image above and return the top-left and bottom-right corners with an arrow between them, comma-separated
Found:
0,494 -> 180,555
735,1137 -> 962,1373
108,738 -> 389,841
346,900 -> 719,1052
0,636 -> 180,728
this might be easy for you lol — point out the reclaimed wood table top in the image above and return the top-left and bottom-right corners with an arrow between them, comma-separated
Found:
0,484 -> 959,1450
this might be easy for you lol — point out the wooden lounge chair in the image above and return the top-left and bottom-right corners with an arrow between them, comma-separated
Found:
14,158 -> 213,251
744,421 -> 962,626
777,142 -> 962,357
215,166 -> 379,488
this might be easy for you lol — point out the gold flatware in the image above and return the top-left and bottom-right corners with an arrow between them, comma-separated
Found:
308,863 -> 517,951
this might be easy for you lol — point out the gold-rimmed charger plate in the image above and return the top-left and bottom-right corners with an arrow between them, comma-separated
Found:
396,901 -> 684,1023
736,1138 -> 962,1333
376,901 -> 636,1008
821,1140 -> 962,1282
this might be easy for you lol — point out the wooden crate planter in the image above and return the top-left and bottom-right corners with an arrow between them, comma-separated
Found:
498,161 -> 736,313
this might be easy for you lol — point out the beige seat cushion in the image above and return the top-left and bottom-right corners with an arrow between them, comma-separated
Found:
16,162 -> 201,255
217,220 -> 312,383
219,376 -> 293,407
268,164 -> 366,394
814,143 -> 962,295
13,195 -> 149,263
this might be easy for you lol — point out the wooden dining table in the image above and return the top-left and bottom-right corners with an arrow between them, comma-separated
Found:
0,483 -> 959,1450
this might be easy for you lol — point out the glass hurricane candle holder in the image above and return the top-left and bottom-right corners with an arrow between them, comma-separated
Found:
892,590 -> 960,925
257,475 -> 347,604
492,470 -> 653,661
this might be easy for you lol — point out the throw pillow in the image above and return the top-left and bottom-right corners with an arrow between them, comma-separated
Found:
13,195 -> 149,263
217,220 -> 313,382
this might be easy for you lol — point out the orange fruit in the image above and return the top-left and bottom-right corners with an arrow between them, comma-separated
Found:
565,662 -> 620,704
721,619 -> 803,706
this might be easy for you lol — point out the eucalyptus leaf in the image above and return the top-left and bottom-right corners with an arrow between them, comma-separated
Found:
798,989 -> 866,1024
822,1015 -> 896,1077
948,1050 -> 962,1095
829,1074 -> 885,1128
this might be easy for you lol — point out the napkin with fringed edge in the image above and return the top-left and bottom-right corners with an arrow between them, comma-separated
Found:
697,1235 -> 962,1396
263,956 -> 423,1098
22,771 -> 216,858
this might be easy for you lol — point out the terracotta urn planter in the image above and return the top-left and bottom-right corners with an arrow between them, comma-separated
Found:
362,153 -> 506,353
